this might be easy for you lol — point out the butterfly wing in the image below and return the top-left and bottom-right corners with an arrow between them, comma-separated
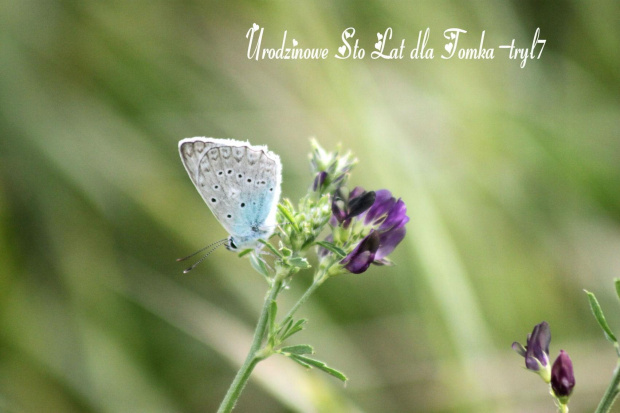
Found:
179,137 -> 282,243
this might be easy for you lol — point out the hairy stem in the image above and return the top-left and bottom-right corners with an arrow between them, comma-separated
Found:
282,278 -> 324,323
595,362 -> 620,413
217,280 -> 282,413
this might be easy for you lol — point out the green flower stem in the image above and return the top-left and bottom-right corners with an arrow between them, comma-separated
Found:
281,278 -> 324,323
595,361 -> 620,413
217,279 -> 283,413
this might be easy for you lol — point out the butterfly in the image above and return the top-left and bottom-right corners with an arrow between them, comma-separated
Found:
178,137 -> 282,263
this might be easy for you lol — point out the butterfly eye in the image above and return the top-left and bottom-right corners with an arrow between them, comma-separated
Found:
228,238 -> 237,250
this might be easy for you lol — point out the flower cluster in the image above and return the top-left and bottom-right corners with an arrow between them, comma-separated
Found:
513,322 -> 575,407
275,140 -> 409,281
308,138 -> 357,197
305,142 -> 409,278
331,187 -> 409,274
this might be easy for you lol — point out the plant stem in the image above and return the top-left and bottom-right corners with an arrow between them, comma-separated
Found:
595,362 -> 620,413
281,278 -> 324,323
217,280 -> 282,413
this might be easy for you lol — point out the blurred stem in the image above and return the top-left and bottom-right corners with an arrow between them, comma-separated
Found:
217,279 -> 283,413
282,277 -> 324,323
595,361 -> 620,413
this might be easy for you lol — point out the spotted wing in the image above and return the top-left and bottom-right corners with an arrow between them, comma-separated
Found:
178,137 -> 282,239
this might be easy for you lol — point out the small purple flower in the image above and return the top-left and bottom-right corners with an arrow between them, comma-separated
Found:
331,187 -> 376,228
551,350 -> 575,402
313,171 -> 328,192
339,188 -> 409,274
512,321 -> 551,380
341,231 -> 380,274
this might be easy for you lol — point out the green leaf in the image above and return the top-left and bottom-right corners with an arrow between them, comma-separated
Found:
278,316 -> 293,338
315,241 -> 346,258
249,254 -> 270,279
278,203 -> 300,233
585,290 -> 618,344
279,344 -> 314,355
289,355 -> 348,382
237,248 -> 253,257
268,300 -> 278,339
288,355 -> 311,368
280,318 -> 307,341
258,239 -> 283,258
615,279 -> 620,303
288,256 -> 310,270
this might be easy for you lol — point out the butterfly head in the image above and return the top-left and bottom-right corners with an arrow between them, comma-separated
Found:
225,225 -> 274,252
226,236 -> 239,251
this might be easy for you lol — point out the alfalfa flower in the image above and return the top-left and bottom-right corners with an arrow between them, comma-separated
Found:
512,321 -> 552,382
551,350 -> 575,403
320,186 -> 408,275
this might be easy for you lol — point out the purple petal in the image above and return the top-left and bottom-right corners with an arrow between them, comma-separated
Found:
525,356 -> 541,371
527,322 -> 551,367
523,321 -> 551,371
349,186 -> 366,200
380,199 -> 409,231
364,190 -> 395,225
512,342 -> 527,357
375,227 -> 406,260
343,249 -> 375,274
342,232 -> 380,274
313,171 -> 327,191
551,350 -> 575,398
332,199 -> 347,223
347,191 -> 376,219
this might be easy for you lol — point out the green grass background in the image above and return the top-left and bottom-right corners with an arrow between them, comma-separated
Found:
1,1 -> 619,412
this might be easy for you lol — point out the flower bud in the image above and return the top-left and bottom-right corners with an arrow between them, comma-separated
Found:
551,350 -> 575,403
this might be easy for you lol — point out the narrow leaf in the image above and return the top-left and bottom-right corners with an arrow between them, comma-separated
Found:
237,248 -> 252,257
585,290 -> 618,343
279,344 -> 314,355
250,254 -> 270,279
278,203 -> 300,233
288,355 -> 311,369
258,239 -> 283,258
281,318 -> 307,341
278,316 -> 293,338
290,355 -> 348,382
315,241 -> 347,258
615,279 -> 620,303
288,257 -> 311,269
268,300 -> 278,338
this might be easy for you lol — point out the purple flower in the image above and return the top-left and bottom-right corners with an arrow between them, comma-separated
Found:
313,171 -> 328,192
339,188 -> 409,274
512,321 -> 551,380
341,231 -> 380,274
331,187 -> 376,228
551,350 -> 575,401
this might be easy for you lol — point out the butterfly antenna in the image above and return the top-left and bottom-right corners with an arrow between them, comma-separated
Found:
181,240 -> 228,273
177,238 -> 227,262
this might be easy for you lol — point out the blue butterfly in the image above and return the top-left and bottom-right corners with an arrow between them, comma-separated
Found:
178,137 -> 282,269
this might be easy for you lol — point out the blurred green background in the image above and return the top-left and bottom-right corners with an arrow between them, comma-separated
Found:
1,1 -> 619,412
